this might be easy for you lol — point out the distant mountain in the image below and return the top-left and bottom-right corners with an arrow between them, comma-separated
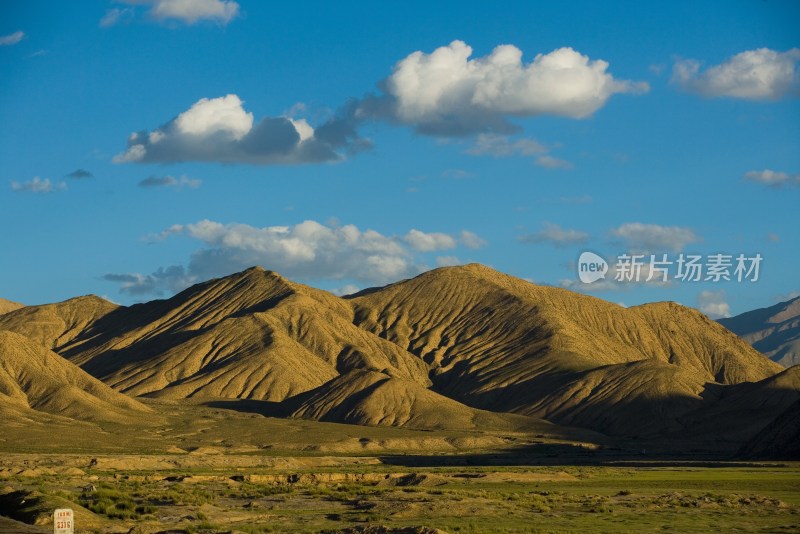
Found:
0,330 -> 152,424
719,296 -> 800,367
0,298 -> 23,316
0,264 -> 794,446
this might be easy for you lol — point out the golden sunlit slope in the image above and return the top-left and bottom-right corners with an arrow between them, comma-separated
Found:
0,295 -> 117,350
0,299 -> 23,316
349,264 -> 780,416
719,296 -> 800,367
55,267 -> 429,401
0,331 -> 151,424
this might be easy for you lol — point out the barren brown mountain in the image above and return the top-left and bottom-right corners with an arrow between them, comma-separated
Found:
0,264 -> 793,444
0,298 -> 23,316
0,330 -> 151,424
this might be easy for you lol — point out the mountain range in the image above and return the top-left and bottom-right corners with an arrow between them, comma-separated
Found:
0,264 -> 797,456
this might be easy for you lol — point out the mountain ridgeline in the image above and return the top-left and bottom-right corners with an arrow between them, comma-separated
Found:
0,264 -> 796,454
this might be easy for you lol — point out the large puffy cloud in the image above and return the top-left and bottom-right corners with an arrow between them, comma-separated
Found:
114,42 -> 646,165
114,95 -> 364,165
609,222 -> 700,253
104,220 -> 487,297
672,48 -> 800,100
380,40 -> 648,135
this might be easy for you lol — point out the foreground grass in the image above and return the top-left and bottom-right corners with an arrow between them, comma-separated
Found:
1,458 -> 798,533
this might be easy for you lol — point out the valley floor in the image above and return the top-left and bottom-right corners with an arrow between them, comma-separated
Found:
1,454 -> 798,534
0,402 -> 798,533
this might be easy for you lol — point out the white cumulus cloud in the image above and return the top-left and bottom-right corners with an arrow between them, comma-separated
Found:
697,290 -> 731,319
114,94 -> 363,165
404,229 -> 457,252
383,40 -> 648,135
104,220 -> 481,297
174,94 -> 252,139
609,222 -> 700,253
105,0 -> 239,26
672,48 -> 800,100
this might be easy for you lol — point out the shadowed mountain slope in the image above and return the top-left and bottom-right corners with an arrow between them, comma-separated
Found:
0,331 -> 151,423
288,369 -> 555,432
719,296 -> 800,367
738,396 -> 800,459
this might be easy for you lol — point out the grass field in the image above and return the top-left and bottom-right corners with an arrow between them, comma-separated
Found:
1,454 -> 798,533
1,402 -> 798,533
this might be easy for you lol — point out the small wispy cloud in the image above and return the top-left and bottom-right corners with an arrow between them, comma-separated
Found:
467,134 -> 547,157
99,7 -> 135,28
0,31 -> 25,46
559,194 -> 592,204
138,174 -> 201,189
744,169 -> 800,188
441,168 -> 473,179
535,155 -> 573,170
520,223 -> 589,247
66,168 -> 93,179
10,177 -> 66,194
460,230 -> 487,250
467,134 -> 573,170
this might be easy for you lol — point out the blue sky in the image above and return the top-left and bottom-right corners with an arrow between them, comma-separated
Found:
1,0 -> 798,318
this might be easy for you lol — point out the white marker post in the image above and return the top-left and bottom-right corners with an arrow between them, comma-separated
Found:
53,508 -> 73,534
